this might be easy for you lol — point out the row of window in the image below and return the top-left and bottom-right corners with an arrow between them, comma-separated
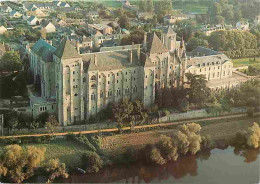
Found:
90,87 -> 138,101
39,105 -> 54,112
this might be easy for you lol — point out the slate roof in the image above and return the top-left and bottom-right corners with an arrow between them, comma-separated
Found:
81,49 -> 140,71
163,26 -> 176,35
189,46 -> 222,57
27,15 -> 36,22
187,54 -> 230,68
31,39 -> 56,62
54,38 -> 80,59
10,10 -> 19,16
147,32 -> 168,54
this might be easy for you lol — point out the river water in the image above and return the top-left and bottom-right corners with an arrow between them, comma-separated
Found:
63,147 -> 260,184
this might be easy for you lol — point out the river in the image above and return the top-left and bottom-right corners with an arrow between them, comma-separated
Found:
62,147 -> 260,184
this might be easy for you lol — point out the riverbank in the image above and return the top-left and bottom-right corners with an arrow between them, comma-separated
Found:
101,115 -> 260,155
0,115 -> 259,171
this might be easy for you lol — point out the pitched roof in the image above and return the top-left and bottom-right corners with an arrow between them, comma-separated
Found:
31,39 -> 56,62
81,49 -> 140,71
27,15 -> 37,22
147,32 -> 168,54
54,38 -> 80,59
10,10 -> 19,16
163,26 -> 176,35
189,46 -> 222,57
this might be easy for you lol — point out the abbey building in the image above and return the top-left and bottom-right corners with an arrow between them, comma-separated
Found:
29,27 -> 238,125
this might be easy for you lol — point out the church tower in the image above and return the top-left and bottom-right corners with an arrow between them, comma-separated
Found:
162,26 -> 177,51
53,38 -> 84,126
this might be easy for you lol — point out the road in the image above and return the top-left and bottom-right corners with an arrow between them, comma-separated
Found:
0,112 -> 258,139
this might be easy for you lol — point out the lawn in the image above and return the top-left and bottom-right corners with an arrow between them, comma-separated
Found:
101,115 -> 260,155
232,57 -> 260,67
0,139 -> 87,169
173,3 -> 209,14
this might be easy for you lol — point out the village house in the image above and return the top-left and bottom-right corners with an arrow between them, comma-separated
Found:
0,25 -> 7,35
86,11 -> 99,20
41,21 -> 56,33
236,21 -> 250,31
87,24 -> 113,36
0,5 -> 12,13
10,10 -> 22,18
27,7 -> 46,17
0,42 -> 11,57
254,14 -> 260,26
163,14 -> 189,24
27,15 -> 39,26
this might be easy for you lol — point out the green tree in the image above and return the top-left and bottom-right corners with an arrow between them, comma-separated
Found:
215,15 -> 225,24
246,122 -> 260,148
139,0 -> 147,11
0,51 -> 22,73
186,37 -> 208,52
81,151 -> 103,173
150,147 -> 166,165
0,145 -> 46,183
45,159 -> 69,183
185,73 -> 211,107
175,123 -> 202,155
121,29 -> 145,45
118,15 -> 129,29
112,99 -> 134,132
157,135 -> 178,161
147,0 -> 154,12
46,115 -> 59,135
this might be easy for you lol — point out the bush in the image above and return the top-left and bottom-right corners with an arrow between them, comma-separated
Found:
66,133 -> 97,152
156,135 -> 178,161
81,151 -> 103,173
201,135 -> 215,149
77,134 -> 96,152
233,131 -> 247,147
122,147 -> 138,164
174,123 -> 202,155
149,147 -> 166,165
87,135 -> 102,150
246,122 -> 260,148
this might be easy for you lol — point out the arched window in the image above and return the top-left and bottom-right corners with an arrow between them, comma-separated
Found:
91,75 -> 96,81
91,84 -> 96,88
83,77 -> 86,82
74,93 -> 78,96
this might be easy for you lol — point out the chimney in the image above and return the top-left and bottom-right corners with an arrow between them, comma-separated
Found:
129,49 -> 133,64
137,44 -> 140,60
76,40 -> 80,54
94,54 -> 97,66
143,32 -> 147,51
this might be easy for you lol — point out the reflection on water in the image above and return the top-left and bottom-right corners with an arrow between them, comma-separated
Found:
63,147 -> 260,184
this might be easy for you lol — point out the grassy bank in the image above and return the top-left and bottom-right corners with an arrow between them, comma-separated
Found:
101,115 -> 260,155
0,139 -> 86,169
233,57 -> 260,67
0,115 -> 259,169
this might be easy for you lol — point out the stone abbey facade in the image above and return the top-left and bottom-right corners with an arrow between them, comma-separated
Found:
29,27 -> 234,125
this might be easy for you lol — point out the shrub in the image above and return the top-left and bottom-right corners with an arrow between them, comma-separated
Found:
201,135 -> 215,149
175,123 -> 202,155
122,147 -> 138,164
88,135 -> 102,150
156,135 -> 178,161
246,122 -> 260,148
45,159 -> 69,183
149,147 -> 166,165
77,134 -> 96,152
233,131 -> 247,147
81,151 -> 103,173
